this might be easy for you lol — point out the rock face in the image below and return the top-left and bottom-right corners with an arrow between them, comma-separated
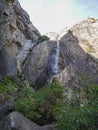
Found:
22,41 -> 60,87
0,1 -> 98,89
0,112 -> 54,130
23,17 -> 98,88
0,0 -> 39,80
57,18 -> 98,87
0,99 -> 14,121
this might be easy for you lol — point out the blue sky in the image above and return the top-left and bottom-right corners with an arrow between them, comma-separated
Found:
19,0 -> 98,34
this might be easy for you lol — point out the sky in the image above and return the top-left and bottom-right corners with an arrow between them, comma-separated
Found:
19,0 -> 98,34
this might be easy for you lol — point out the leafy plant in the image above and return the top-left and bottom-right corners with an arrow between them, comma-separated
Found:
0,76 -> 18,103
15,82 -> 64,125
0,76 -> 18,93
54,84 -> 98,130
37,35 -> 50,43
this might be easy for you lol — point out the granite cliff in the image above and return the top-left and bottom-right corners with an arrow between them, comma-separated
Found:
23,17 -> 98,88
0,0 -> 40,80
57,18 -> 98,88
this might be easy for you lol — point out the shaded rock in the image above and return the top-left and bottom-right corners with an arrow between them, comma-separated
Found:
22,40 -> 61,88
0,99 -> 14,121
42,125 -> 54,130
0,112 -> 54,130
22,41 -> 54,87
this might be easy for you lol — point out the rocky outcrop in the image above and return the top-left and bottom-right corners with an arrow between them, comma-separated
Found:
56,18 -> 98,87
0,0 -> 40,79
0,112 -> 54,130
22,41 -> 59,87
22,18 -> 98,88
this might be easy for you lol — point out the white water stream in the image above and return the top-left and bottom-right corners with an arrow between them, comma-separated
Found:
53,41 -> 60,74
47,41 -> 60,83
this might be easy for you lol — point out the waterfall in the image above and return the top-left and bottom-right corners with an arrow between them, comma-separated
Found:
52,41 -> 60,74
47,41 -> 60,82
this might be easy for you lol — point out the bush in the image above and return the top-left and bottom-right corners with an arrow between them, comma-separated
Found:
15,97 -> 39,119
0,76 -> 18,93
54,84 -> 98,130
15,82 -> 64,125
0,76 -> 19,103
12,77 -> 98,129
37,35 -> 50,43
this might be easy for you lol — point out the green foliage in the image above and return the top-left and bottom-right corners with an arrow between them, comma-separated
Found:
54,84 -> 98,130
18,87 -> 35,98
15,97 -> 39,119
15,82 -> 64,125
0,76 -> 18,93
37,35 -> 50,43
14,81 -> 98,129
77,72 -> 92,86
0,76 -> 18,103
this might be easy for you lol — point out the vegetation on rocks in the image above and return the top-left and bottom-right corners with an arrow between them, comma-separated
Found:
0,76 -> 18,103
0,76 -> 18,93
14,79 -> 98,129
15,82 -> 64,125
0,76 -> 98,130
54,84 -> 98,130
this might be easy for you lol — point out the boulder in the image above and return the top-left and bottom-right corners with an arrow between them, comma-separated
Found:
0,112 -> 54,130
0,99 -> 14,121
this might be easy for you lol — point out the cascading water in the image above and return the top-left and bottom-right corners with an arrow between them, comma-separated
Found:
47,41 -> 60,82
52,41 -> 60,74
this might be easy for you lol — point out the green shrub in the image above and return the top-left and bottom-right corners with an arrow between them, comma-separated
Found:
15,82 -> 64,125
15,97 -> 39,119
14,79 -> 98,129
37,35 -> 50,43
0,76 -> 18,93
54,84 -> 98,130
0,76 -> 19,103
18,87 -> 35,98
